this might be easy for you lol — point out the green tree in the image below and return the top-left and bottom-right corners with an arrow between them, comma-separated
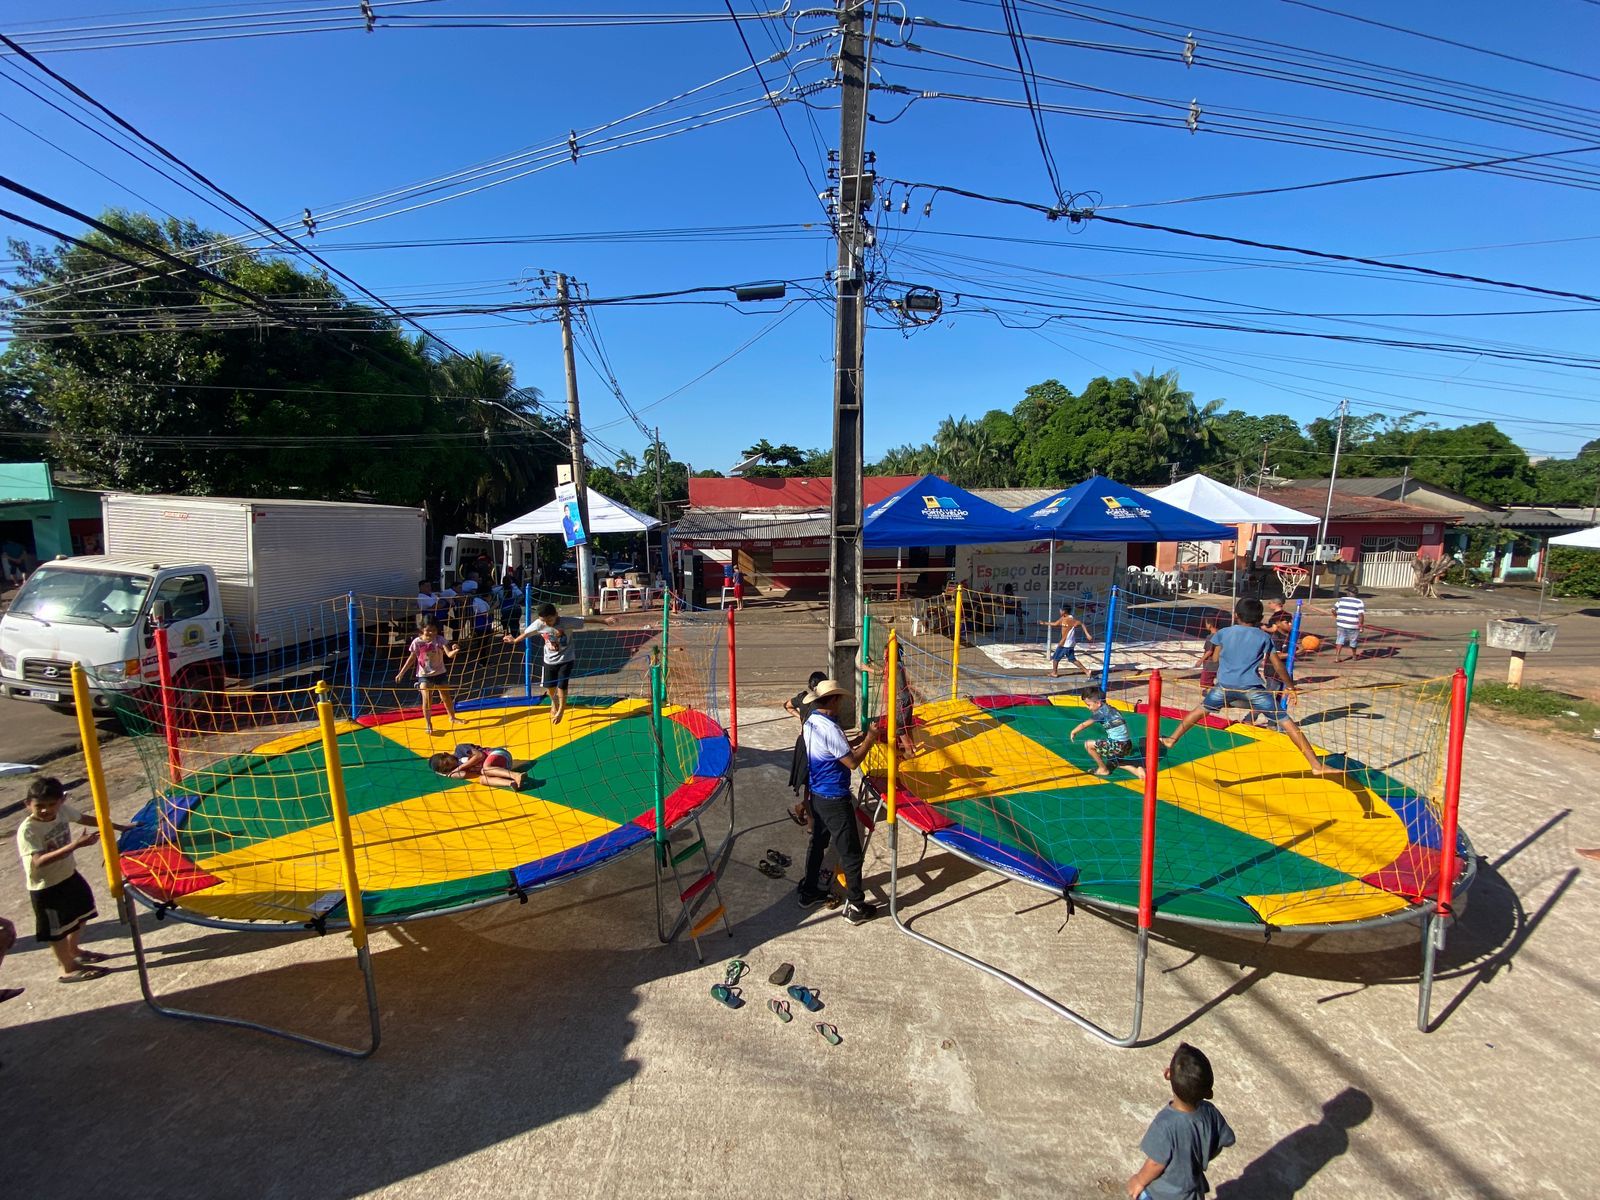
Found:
1359,420 -> 1534,504
2,210 -> 564,528
1533,439 -> 1600,506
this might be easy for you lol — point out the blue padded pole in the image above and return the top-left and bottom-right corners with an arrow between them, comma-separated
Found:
1286,598 -> 1305,676
1100,585 -> 1119,695
522,583 -> 533,700
346,591 -> 360,720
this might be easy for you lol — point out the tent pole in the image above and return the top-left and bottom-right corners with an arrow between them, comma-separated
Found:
1045,541 -> 1056,655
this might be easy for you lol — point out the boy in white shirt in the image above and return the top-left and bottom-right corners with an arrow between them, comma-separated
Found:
16,777 -> 130,983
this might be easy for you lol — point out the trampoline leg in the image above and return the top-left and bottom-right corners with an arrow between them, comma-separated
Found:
124,895 -> 381,1060
887,823 -> 1148,1048
1417,909 -> 1445,1033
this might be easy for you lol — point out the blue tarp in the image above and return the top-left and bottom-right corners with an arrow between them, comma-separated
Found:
1020,476 -> 1234,542
864,475 -> 1047,547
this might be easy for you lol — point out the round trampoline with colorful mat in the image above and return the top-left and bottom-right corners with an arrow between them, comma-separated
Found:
865,623 -> 1476,1045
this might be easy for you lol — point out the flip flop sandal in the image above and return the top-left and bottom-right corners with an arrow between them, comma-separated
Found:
815,1023 -> 842,1046
58,966 -> 108,984
75,950 -> 110,964
786,803 -> 810,827
765,849 -> 793,869
768,962 -> 795,986
710,984 -> 743,1009
767,998 -> 793,1023
756,860 -> 785,879
786,985 -> 823,1013
723,959 -> 748,987
0,987 -> 23,1003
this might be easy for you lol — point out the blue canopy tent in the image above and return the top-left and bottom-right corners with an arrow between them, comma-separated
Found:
864,475 -> 1046,548
1018,475 -> 1234,685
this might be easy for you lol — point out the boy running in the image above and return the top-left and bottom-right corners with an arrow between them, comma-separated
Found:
1041,604 -> 1091,678
1161,598 -> 1337,776
396,620 -> 461,735
1333,587 -> 1366,661
1071,687 -> 1145,779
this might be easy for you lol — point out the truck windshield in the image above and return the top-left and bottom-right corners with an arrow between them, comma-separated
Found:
8,566 -> 153,628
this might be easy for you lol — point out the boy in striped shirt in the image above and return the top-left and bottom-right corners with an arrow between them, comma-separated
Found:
1333,588 -> 1366,662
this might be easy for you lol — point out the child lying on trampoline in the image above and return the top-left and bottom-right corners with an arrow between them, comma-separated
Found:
1071,687 -> 1145,780
429,744 -> 527,790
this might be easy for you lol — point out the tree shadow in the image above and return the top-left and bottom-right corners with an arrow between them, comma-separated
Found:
1214,1087 -> 1374,1198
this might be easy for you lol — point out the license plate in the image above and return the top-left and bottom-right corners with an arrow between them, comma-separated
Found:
22,688 -> 61,702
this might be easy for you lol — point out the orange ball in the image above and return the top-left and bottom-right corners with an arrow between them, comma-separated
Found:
1299,634 -> 1321,654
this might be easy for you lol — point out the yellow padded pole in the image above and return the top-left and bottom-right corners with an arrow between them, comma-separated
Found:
887,629 -> 900,826
950,584 -> 963,701
315,681 -> 368,951
71,663 -> 124,899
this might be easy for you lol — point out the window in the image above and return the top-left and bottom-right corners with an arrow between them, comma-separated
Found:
1360,535 -> 1422,556
154,573 -> 211,621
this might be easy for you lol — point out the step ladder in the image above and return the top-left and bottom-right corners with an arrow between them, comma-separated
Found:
655,814 -> 732,961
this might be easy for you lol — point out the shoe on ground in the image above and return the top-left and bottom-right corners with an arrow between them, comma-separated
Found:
843,899 -> 878,925
796,885 -> 831,909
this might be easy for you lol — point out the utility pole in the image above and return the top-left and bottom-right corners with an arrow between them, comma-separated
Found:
556,272 -> 595,614
827,0 -> 870,709
1312,398 -> 1348,602
1255,438 -> 1269,495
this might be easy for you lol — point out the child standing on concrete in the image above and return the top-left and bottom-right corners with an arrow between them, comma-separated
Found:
1126,1042 -> 1236,1199
16,776 -> 130,983
1333,587 -> 1366,662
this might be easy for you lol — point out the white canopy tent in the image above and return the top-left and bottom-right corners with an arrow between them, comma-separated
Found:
1145,474 -> 1319,596
491,485 -> 659,538
1550,525 -> 1600,549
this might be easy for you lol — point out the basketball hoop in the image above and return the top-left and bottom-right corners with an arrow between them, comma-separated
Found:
1273,565 -> 1308,600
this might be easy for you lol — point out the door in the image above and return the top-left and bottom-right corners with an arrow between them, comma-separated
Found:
150,571 -> 222,680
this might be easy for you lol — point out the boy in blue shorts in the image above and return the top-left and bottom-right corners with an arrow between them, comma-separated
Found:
1071,686 -> 1145,779
1041,604 -> 1091,678
1160,598 -> 1336,776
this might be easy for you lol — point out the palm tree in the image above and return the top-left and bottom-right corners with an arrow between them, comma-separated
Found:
614,450 -> 639,476
1133,368 -> 1225,474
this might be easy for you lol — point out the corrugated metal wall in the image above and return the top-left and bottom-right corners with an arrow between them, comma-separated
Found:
251,503 -> 425,638
103,496 -> 256,630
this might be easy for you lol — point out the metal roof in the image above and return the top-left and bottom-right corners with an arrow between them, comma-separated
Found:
1284,476 -> 1492,512
1456,506 -> 1597,530
674,509 -> 830,543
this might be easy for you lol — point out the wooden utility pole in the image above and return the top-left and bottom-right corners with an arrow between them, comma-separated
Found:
828,0 -> 870,707
556,272 -> 595,614
1311,398 -> 1349,602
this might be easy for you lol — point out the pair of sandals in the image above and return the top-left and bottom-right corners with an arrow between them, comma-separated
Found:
756,849 -> 791,880
710,961 -> 842,1046
60,948 -> 109,984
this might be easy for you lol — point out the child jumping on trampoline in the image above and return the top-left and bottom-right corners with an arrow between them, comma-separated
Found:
1041,603 -> 1091,678
429,744 -> 526,790
397,620 -> 461,736
1125,1042 -> 1235,1200
504,602 -> 618,725
860,648 -> 918,759
1071,687 -> 1145,779
1161,598 -> 1338,776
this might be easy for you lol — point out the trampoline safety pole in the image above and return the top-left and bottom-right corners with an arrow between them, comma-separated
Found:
726,604 -> 739,752
1462,630 -> 1480,719
1137,670 -> 1163,931
70,662 -> 124,900
522,583 -> 533,700
152,622 -> 183,787
886,629 -> 899,826
346,590 -> 360,720
1286,599 -> 1305,677
1419,667 -> 1469,1031
864,604 -> 874,720
315,681 -> 368,954
650,652 -> 666,858
1100,586 -> 1119,695
950,584 -> 964,701
1045,542 -> 1056,655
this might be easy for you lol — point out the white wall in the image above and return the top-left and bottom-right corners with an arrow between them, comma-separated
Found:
959,540 -> 1126,602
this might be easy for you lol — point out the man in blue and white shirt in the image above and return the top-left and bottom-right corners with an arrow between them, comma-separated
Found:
796,678 -> 882,924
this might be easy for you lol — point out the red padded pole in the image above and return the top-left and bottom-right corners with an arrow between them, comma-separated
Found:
726,604 -> 738,752
1436,668 -> 1467,915
153,623 -> 183,786
1137,670 -> 1162,931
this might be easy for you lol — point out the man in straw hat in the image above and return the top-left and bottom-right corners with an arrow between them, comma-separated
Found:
796,678 -> 882,924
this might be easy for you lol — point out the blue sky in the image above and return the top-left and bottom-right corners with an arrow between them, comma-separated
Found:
4,0 -> 1599,474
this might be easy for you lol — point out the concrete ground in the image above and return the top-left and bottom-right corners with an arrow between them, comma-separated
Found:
1,598 -> 1598,1199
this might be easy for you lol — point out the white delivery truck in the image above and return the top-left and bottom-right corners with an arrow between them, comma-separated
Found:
0,494 -> 426,711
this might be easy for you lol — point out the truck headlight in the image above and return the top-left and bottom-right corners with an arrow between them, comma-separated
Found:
0,650 -> 15,673
97,659 -> 139,680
